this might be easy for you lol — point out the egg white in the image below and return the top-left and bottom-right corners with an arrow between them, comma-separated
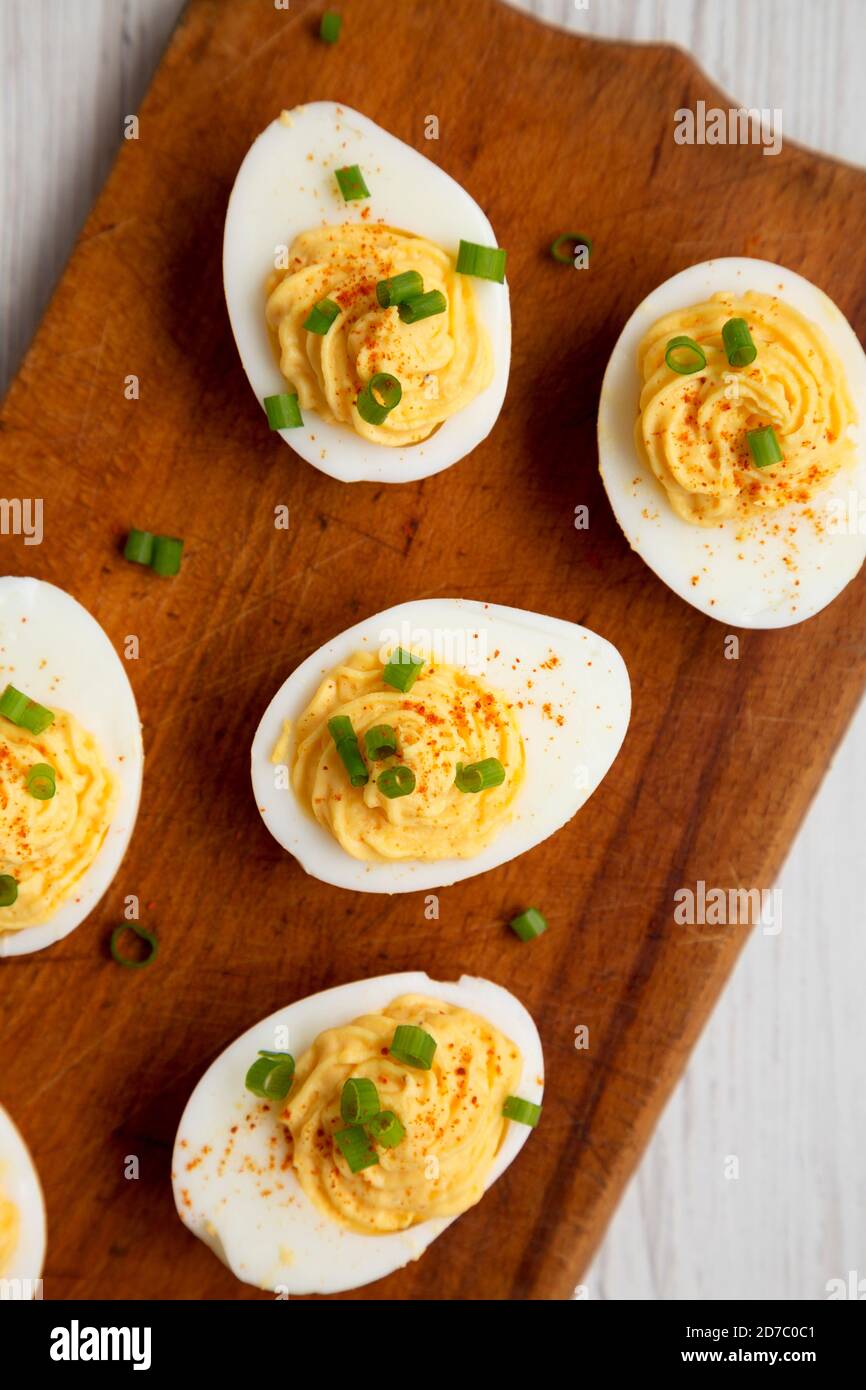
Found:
0,1103 -> 46,1287
172,971 -> 542,1296
223,101 -> 510,484
250,597 -> 630,893
598,258 -> 866,628
0,577 -> 143,957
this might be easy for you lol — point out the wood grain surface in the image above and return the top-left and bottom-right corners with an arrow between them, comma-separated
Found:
2,0 -> 866,1300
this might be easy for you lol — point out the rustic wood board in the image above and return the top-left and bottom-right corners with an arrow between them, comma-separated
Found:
2,0 -> 865,1301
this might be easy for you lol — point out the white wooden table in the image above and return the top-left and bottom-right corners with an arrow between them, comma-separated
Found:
2,0 -> 864,1300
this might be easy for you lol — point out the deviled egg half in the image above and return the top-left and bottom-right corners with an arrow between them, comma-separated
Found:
173,971 -> 542,1296
251,598 -> 630,894
0,1103 -> 46,1292
0,577 -> 143,957
224,101 -> 510,483
598,258 -> 866,627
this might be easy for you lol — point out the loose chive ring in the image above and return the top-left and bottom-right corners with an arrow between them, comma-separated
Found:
456,239 -> 507,283
389,1024 -> 437,1069
376,271 -> 423,308
123,529 -> 184,577
550,232 -> 592,265
509,906 -> 547,941
245,1051 -> 295,1100
377,765 -> 415,799
365,724 -> 398,760
264,392 -> 303,430
335,164 -> 369,202
303,297 -> 340,335
320,10 -> 341,43
382,649 -> 424,693
398,290 -> 446,324
124,528 -> 154,565
455,758 -> 506,793
747,425 -> 783,469
0,685 -> 55,735
0,875 -> 18,907
340,1077 -> 380,1124
109,922 -> 158,970
367,1111 -> 405,1148
327,715 -> 369,787
503,1096 -> 542,1128
722,317 -> 757,367
26,763 -> 56,800
664,336 -> 706,375
357,372 -> 402,426
335,1125 -> 379,1173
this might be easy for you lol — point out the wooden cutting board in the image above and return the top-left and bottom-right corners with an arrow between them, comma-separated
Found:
2,0 -> 865,1301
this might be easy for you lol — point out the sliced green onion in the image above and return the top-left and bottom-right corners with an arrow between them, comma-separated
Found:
456,239 -> 507,283
18,700 -> 55,736
664,336 -> 706,374
509,906 -> 547,941
365,724 -> 398,760
109,922 -> 158,970
550,232 -> 592,265
245,1051 -> 295,1100
327,716 -> 368,787
398,290 -> 447,324
124,528 -> 154,565
26,763 -> 56,800
0,686 -> 30,724
303,297 -> 340,335
340,1077 -> 380,1124
335,1125 -> 379,1173
367,1110 -> 405,1148
378,765 -> 415,799
357,372 -> 402,426
0,875 -> 18,908
503,1095 -> 542,1127
376,270 -> 423,308
722,317 -> 757,368
264,392 -> 303,430
320,10 -> 342,43
382,649 -> 424,693
335,164 -> 369,202
747,425 -> 783,469
390,1024 -> 436,1070
151,535 -> 183,577
455,758 -> 506,793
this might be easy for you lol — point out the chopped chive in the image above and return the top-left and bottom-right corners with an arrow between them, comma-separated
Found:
320,10 -> 342,43
303,297 -> 340,335
365,724 -> 398,760
109,922 -> 158,970
335,1124 -> 379,1173
503,1095 -> 542,1127
550,232 -> 592,265
377,765 -> 415,799
509,906 -> 547,941
0,685 -> 30,724
722,317 -> 757,368
124,528 -> 154,565
398,290 -> 447,324
151,535 -> 183,578
26,763 -> 56,800
455,757 -> 506,793
264,392 -> 303,429
357,372 -> 402,426
328,715 -> 368,787
0,875 -> 18,908
664,336 -> 706,374
340,1077 -> 380,1124
376,270 -> 423,308
335,164 -> 369,202
389,1024 -> 436,1070
367,1110 -> 405,1148
456,239 -> 507,283
245,1050 -> 295,1100
382,649 -> 424,693
18,700 -> 55,736
747,425 -> 783,469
